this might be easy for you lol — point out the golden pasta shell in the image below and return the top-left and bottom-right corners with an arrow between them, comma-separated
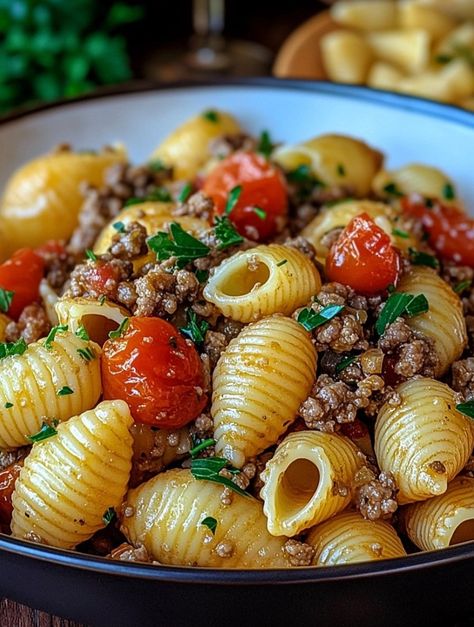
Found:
11,400 -> 133,549
402,475 -> 474,551
372,164 -> 456,203
0,331 -> 102,449
260,431 -> 364,536
212,315 -> 317,468
307,511 -> 407,565
121,468 -> 287,568
0,148 -> 126,255
204,244 -> 321,322
398,266 -> 467,376
149,110 -> 241,180
375,378 -> 474,504
0,313 -> 11,342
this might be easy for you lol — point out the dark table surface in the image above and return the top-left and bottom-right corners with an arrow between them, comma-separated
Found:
1,598 -> 82,627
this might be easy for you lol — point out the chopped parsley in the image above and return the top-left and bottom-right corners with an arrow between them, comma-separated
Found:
376,292 -> 429,336
225,185 -> 242,216
148,158 -> 166,172
257,130 -> 273,159
435,54 -> 452,64
190,457 -> 249,497
442,182 -> 456,200
45,324 -> 68,349
125,187 -> 172,206
178,182 -> 192,203
4,402 -> 13,409
112,221 -> 125,233
195,269 -> 209,284
335,354 -> 358,374
252,207 -> 267,220
0,338 -> 27,359
75,325 -> 90,341
27,421 -> 58,443
108,317 -> 130,340
179,310 -> 209,347
147,222 -> 210,269
383,182 -> 404,197
287,164 -> 323,199
392,228 -> 409,239
200,516 -> 218,535
57,386 -> 73,396
276,259 -> 288,267
454,280 -> 472,294
337,163 -> 346,177
77,346 -> 96,362
85,249 -> 97,262
99,295 -> 106,306
190,438 -> 216,458
409,248 -> 439,269
456,401 -> 474,420
102,507 -> 116,526
203,110 -> 219,123
297,305 -> 344,332
0,288 -> 14,314
214,216 -> 244,250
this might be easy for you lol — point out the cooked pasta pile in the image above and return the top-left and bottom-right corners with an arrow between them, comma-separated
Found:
0,109 -> 473,568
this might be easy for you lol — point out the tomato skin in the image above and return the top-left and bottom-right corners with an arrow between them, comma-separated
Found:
0,248 -> 44,319
325,213 -> 400,295
402,196 -> 474,266
203,151 -> 288,241
35,240 -> 66,258
0,460 -> 23,530
88,261 -> 122,296
102,317 -> 207,428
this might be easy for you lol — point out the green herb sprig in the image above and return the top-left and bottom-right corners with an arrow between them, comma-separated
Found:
200,516 -> 217,535
409,248 -> 439,269
45,324 -> 68,349
180,310 -> 209,347
27,420 -> 58,443
57,386 -> 73,396
225,185 -> 242,216
456,401 -> 474,420
102,507 -> 116,526
0,338 -> 27,359
190,457 -> 249,497
297,305 -> 344,332
214,216 -> 244,250
257,130 -> 274,159
108,317 -> 130,340
148,223 -> 210,268
190,438 -> 216,458
376,292 -> 429,336
0,289 -> 14,314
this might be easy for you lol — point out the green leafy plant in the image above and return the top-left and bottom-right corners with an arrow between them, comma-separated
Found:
0,0 -> 143,114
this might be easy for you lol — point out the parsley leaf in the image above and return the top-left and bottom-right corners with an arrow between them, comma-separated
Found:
148,158 -> 166,172
337,163 -> 346,177
77,346 -> 96,362
108,317 -> 130,340
0,338 -> 27,359
0,288 -> 14,314
190,438 -> 216,458
287,165 -> 323,198
57,386 -> 73,396
147,222 -> 210,269
113,221 -> 125,233
252,207 -> 267,220
335,354 -> 358,373
180,310 -> 209,347
75,326 -> 90,341
125,187 -> 172,206
297,305 -> 344,332
102,507 -> 116,526
203,110 -> 219,123
409,248 -> 439,269
85,249 -> 97,262
27,421 -> 58,443
214,216 -> 244,250
200,516 -> 217,535
404,294 -> 429,317
454,280 -> 472,294
195,269 -> 209,284
383,182 -> 404,197
392,228 -> 409,239
376,292 -> 429,335
178,182 -> 192,203
442,182 -> 456,200
456,401 -> 474,420
45,324 -> 68,349
276,259 -> 288,267
191,457 -> 249,497
225,185 -> 242,216
257,130 -> 273,159
4,402 -> 13,409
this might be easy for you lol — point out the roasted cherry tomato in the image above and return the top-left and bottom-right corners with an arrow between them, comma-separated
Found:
0,248 -> 44,319
101,317 -> 207,428
402,196 -> 474,266
325,213 -> 400,295
85,260 -> 123,298
35,240 -> 67,259
0,459 -> 23,530
203,151 -> 288,241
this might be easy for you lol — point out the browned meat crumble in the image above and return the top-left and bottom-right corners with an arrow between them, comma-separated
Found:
283,538 -> 315,566
352,466 -> 398,520
5,303 -> 51,345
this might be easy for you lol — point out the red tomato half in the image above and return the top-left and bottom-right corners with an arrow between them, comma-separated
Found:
402,196 -> 474,266
0,460 -> 23,530
0,248 -> 44,319
102,317 -> 207,429
325,213 -> 400,295
203,151 -> 288,241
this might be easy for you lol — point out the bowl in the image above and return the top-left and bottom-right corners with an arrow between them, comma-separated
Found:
0,79 -> 473,627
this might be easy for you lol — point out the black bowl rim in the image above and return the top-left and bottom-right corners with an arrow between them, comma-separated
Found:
0,77 -> 473,585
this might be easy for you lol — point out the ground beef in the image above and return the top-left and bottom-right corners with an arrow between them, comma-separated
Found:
172,191 -> 214,222
66,258 -> 133,302
320,227 -> 343,253
250,451 -> 274,498
442,261 -> 474,293
463,455 -> 474,477
352,466 -> 398,520
283,538 -> 315,566
133,265 -> 199,317
0,448 -> 27,471
203,330 -> 227,368
108,221 -> 148,260
36,245 -> 77,291
209,133 -> 257,159
378,318 -> 440,378
451,358 -> 474,401
5,303 -> 51,345
215,317 -> 244,343
109,542 -> 151,563
214,540 -> 234,558
283,236 -> 317,262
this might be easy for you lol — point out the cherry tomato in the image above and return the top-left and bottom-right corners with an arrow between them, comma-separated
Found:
102,317 -> 207,428
0,460 -> 23,530
35,240 -> 67,258
87,261 -> 122,297
340,418 -> 369,441
325,213 -> 401,295
203,151 -> 288,241
402,196 -> 474,266
0,248 -> 44,320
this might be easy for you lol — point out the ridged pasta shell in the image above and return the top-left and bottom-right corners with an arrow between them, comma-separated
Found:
372,164 -> 456,203
402,475 -> 474,551
306,511 -> 407,565
212,315 -> 317,468
203,244 -> 321,322
121,468 -> 288,568
0,148 -> 126,255
11,399 -> 133,549
375,378 -> 474,504
0,331 -> 102,449
0,313 -> 11,342
398,266 -> 467,375
260,431 -> 364,536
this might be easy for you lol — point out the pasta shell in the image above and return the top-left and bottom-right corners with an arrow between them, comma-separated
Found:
212,315 -> 317,468
204,244 -> 321,322
375,378 -> 474,504
260,431 -> 364,536
11,399 -> 133,549
121,468 -> 287,568
372,164 -> 456,203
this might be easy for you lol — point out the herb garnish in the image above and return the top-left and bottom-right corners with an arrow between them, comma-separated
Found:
195,269 -> 209,284
335,354 -> 358,374
190,438 -> 216,458
148,158 -> 166,172
102,507 -> 116,526
383,182 -> 404,197
57,386 -> 73,396
375,292 -> 429,335
203,110 -> 219,123
225,185 -> 242,215
287,165 -> 323,198
214,216 -> 244,250
99,295 -> 106,306
45,324 -> 68,349
27,421 -> 58,444
337,163 -> 346,177
191,457 -> 249,497
4,402 -> 13,409
75,326 -> 90,341
455,401 -> 474,420
392,228 -> 409,239
454,280 -> 472,294
0,338 -> 27,359
252,207 -> 267,220
125,187 -> 172,206
276,259 -> 288,267
297,305 -> 344,332
77,346 -> 96,362
85,249 -> 97,262
108,317 -> 130,340
113,221 -> 125,233
148,222 -> 210,268
0,288 -> 14,314
178,182 -> 192,203
409,248 -> 439,269
180,310 -> 209,347
442,182 -> 456,200
257,130 -> 273,159
200,516 -> 217,535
